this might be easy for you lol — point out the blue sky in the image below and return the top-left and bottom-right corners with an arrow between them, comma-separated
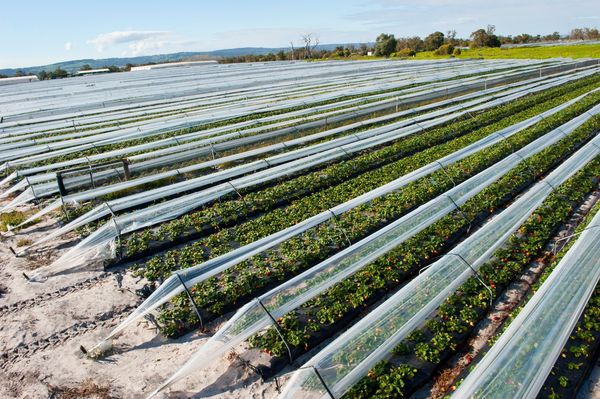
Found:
1,0 -> 599,68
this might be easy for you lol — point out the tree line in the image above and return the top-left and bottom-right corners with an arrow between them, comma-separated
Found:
220,25 -> 600,62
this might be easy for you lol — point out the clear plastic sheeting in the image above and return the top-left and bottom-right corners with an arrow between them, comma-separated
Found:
0,59 -> 543,132
0,60 -> 472,124
279,134 -> 600,399
0,63 -> 501,196
141,89 -> 598,397
3,73 -> 523,213
18,74 -> 582,244
0,59 -> 578,131
451,209 -> 600,399
0,60 -> 509,166
0,59 -> 563,199
30,72 -> 593,279
87,87 -> 600,385
1,59 -> 592,196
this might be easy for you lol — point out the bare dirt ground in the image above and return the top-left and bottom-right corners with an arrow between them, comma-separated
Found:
0,203 -> 282,399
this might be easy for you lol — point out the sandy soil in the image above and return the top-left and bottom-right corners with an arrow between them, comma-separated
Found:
0,204 -> 282,399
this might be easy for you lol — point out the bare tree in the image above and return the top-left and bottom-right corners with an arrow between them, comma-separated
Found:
446,29 -> 457,45
301,33 -> 320,59
289,41 -> 296,60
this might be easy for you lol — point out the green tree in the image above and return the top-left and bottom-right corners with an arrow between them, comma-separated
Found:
80,64 -> 92,71
396,36 -> 424,52
446,30 -> 457,46
544,31 -> 561,41
51,67 -> 68,79
334,46 -> 345,57
397,48 -> 416,57
359,43 -> 368,55
424,31 -> 445,51
470,25 -> 501,48
434,44 -> 454,55
374,33 -> 397,57
570,28 -> 585,40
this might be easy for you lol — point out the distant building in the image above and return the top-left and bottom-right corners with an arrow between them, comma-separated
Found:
130,60 -> 217,71
0,75 -> 39,85
76,68 -> 111,75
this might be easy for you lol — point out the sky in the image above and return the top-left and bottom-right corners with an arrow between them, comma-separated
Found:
1,0 -> 599,68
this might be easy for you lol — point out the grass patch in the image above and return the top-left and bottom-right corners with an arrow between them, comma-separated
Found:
415,43 -> 600,59
16,238 -> 32,247
47,378 -> 114,399
0,211 -> 27,232
318,43 -> 600,61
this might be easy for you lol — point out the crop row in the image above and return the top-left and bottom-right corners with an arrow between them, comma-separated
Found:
60,88 -> 481,221
67,68 -> 596,217
16,71 -> 497,205
124,74 -> 600,273
339,158 -> 600,399
501,203 -> 600,399
246,115 -> 600,367
155,86 -> 600,337
18,77 -> 451,172
539,285 -> 600,399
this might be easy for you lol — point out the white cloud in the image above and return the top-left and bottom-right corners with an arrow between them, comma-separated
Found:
64,42 -> 72,51
85,30 -> 212,56
86,30 -> 170,53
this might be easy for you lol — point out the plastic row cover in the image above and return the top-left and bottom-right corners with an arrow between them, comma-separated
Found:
1,58 -> 575,180
0,58 -> 537,183
142,87 -> 599,397
0,61 -> 421,122
3,64 -> 520,209
28,71 -> 581,280
0,60 -> 495,183
89,83 -> 600,372
1,60 -> 468,124
451,201 -> 600,398
1,58 -> 588,203
18,74 -> 555,244
279,133 -> 600,399
0,60 -> 493,165
5,59 -> 536,130
1,60 -> 485,145
0,61 -> 455,142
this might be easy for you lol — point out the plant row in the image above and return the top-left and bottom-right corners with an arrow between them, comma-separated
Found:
59,87 -> 482,224
336,157 -> 600,399
125,74 -> 600,276
19,78 -> 448,172
245,115 -> 600,368
154,86 -> 600,337
496,202 -> 600,399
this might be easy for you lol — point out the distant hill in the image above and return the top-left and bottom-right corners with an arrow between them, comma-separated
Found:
0,43 -> 369,76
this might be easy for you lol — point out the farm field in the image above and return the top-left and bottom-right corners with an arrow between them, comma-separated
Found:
1,58 -> 600,399
331,43 -> 600,61
416,43 -> 600,60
